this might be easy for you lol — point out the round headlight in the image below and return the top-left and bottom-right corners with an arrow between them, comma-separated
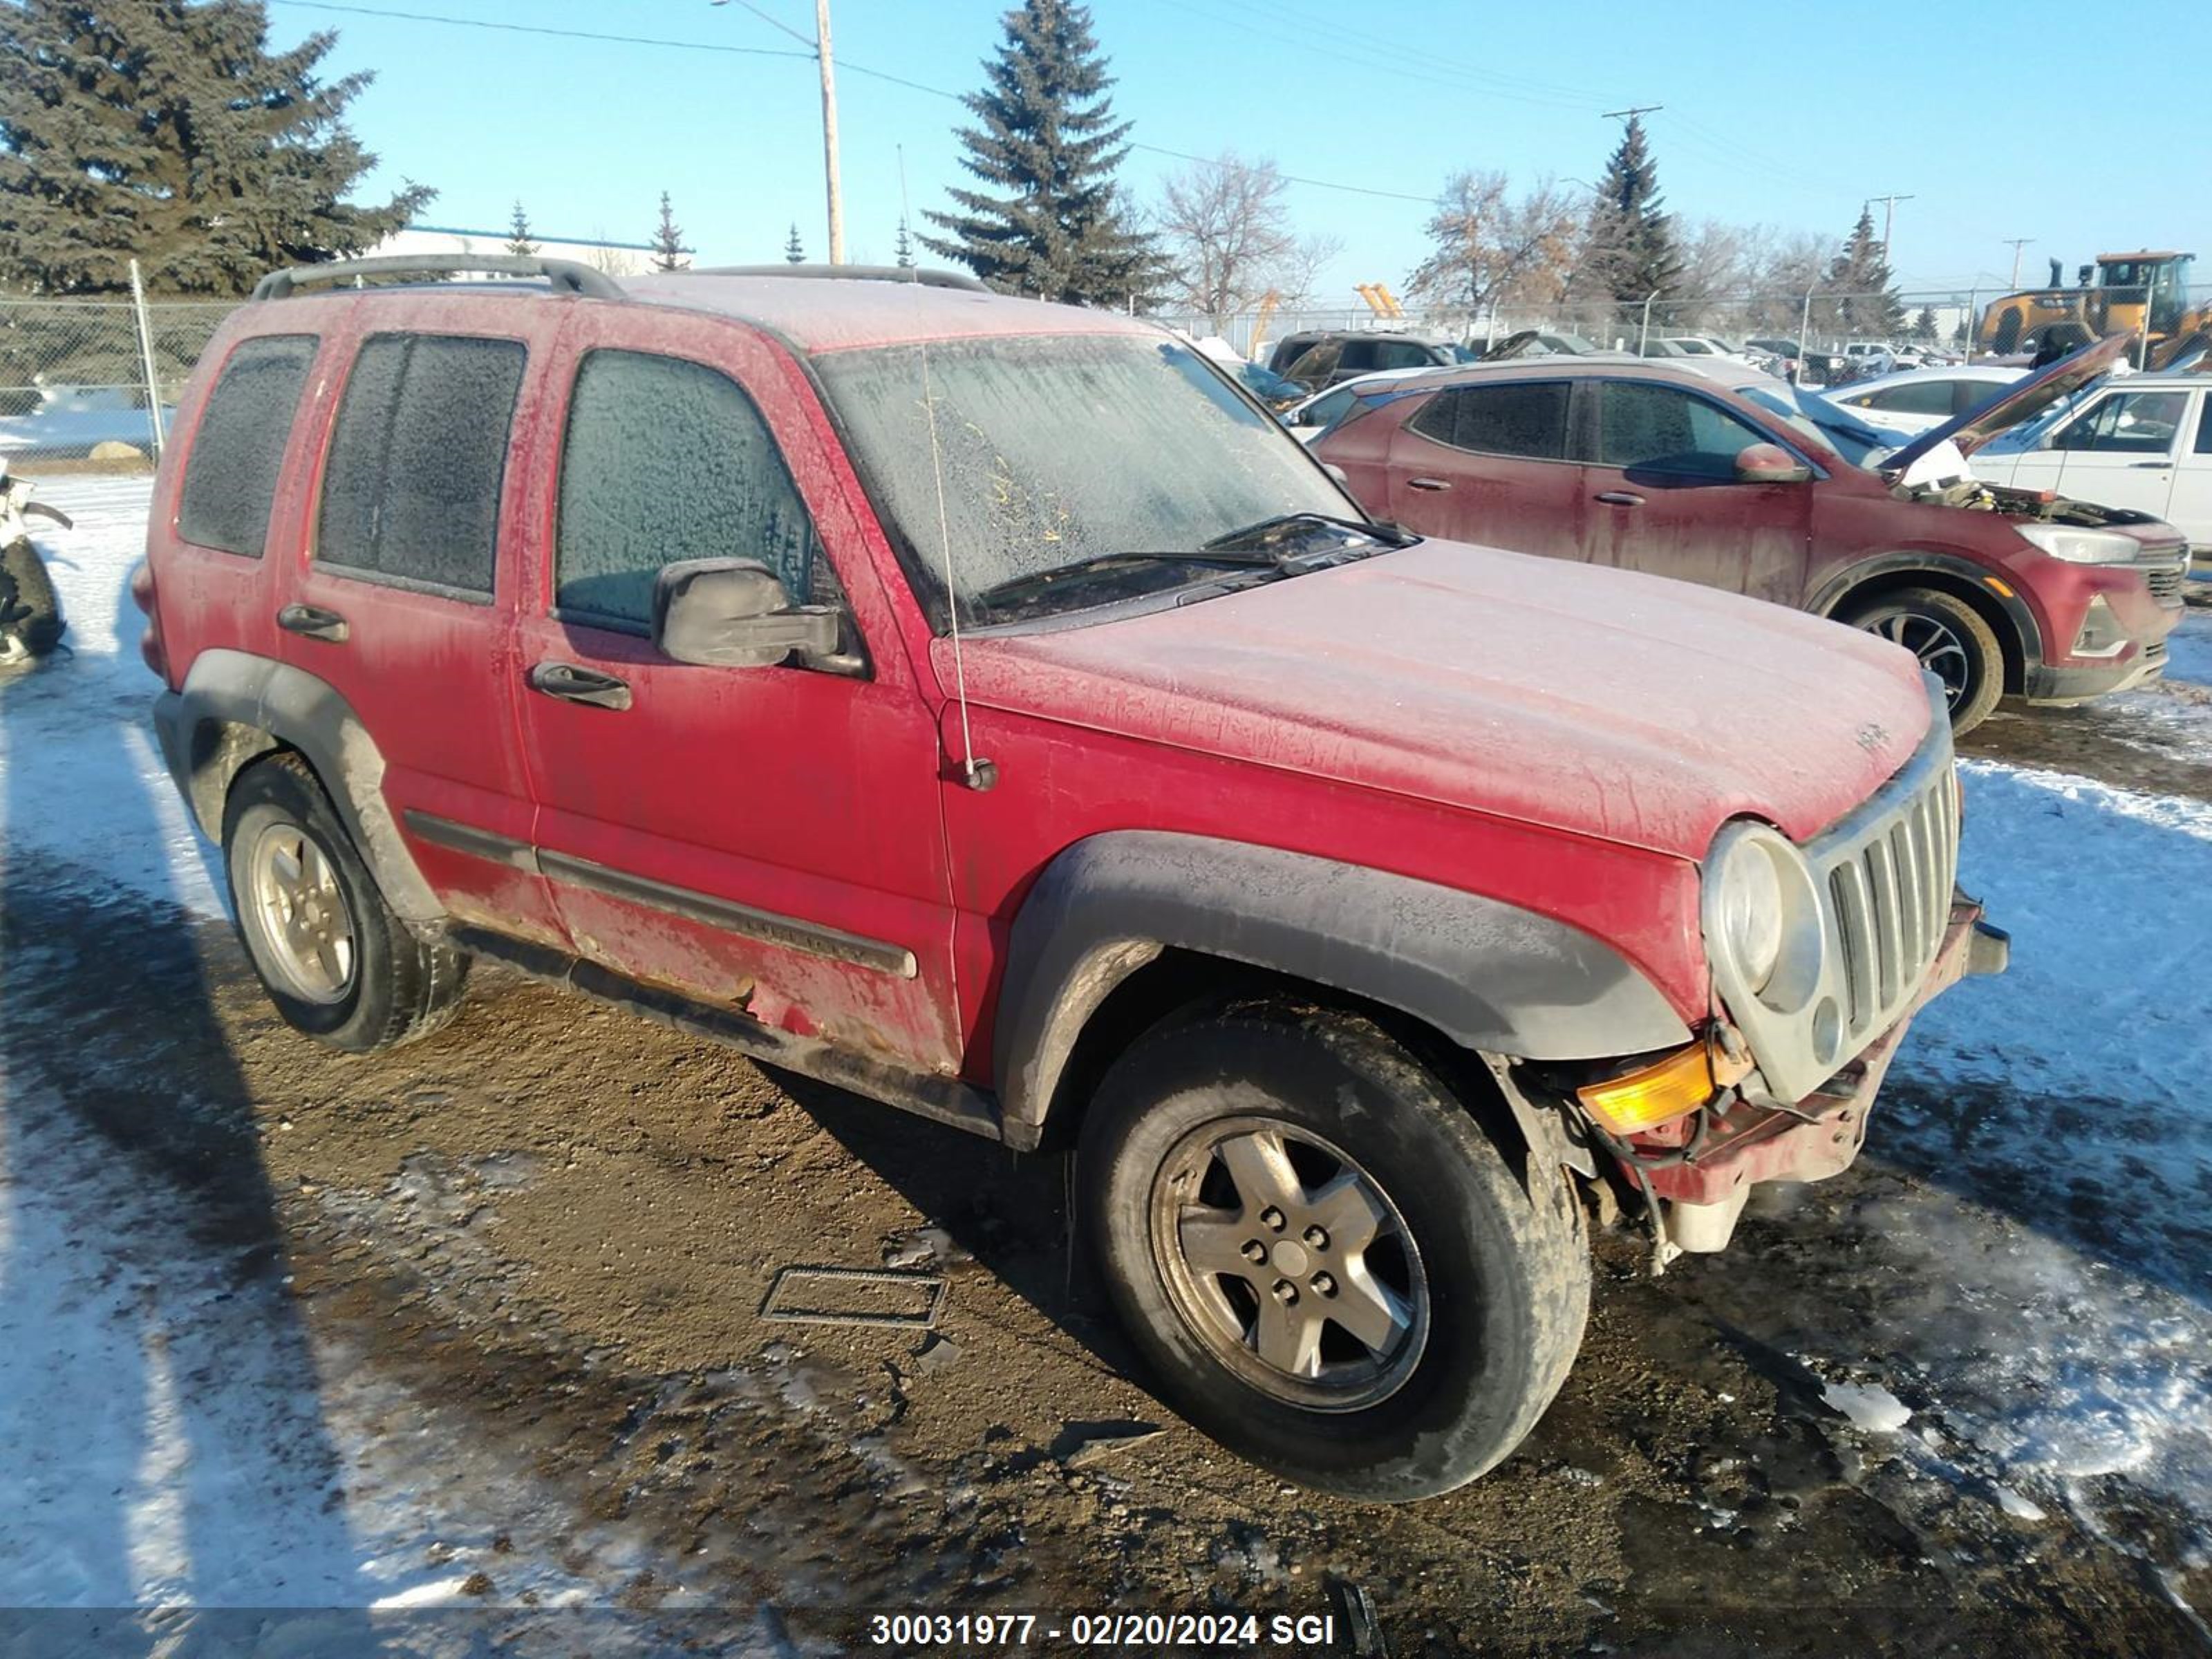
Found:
1712,836 -> 1786,993
1703,823 -> 1826,1013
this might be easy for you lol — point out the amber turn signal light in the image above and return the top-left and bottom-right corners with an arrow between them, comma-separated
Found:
1577,1042 -> 1719,1136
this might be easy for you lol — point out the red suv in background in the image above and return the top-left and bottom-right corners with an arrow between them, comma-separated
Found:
1314,339 -> 2190,732
138,256 -> 2003,1501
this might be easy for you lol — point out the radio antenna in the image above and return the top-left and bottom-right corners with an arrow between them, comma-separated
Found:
897,144 -> 984,789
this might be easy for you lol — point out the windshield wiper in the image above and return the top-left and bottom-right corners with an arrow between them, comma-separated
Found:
1201,512 -> 1416,552
968,547 -> 1286,612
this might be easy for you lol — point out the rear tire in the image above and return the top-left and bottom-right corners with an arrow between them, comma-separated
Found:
222,751 -> 468,1051
0,536 -> 65,660
1078,1006 -> 1588,1501
1842,585 -> 2004,735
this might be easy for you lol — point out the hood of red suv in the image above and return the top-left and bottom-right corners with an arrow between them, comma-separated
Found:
951,542 -> 1935,861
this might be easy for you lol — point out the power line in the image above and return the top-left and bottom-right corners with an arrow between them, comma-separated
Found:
272,1 -> 812,60
270,0 -> 1440,205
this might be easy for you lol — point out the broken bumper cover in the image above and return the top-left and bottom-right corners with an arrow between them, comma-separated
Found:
1638,899 -> 2006,1210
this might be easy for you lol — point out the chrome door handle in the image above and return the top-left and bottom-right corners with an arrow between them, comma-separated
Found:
1595,491 -> 1646,507
2128,461 -> 2173,469
527,660 -> 632,711
1406,476 -> 1452,491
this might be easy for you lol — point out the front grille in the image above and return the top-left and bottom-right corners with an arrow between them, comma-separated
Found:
2148,565 -> 2186,604
1712,680 -> 1961,1106
1818,763 -> 1959,1048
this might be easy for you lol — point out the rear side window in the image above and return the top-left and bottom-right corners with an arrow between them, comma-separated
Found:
317,333 -> 526,597
554,348 -> 830,633
1373,341 -> 1438,371
177,335 -> 318,556
1858,381 -> 1953,418
1407,382 -> 1569,460
2196,397 -> 2212,456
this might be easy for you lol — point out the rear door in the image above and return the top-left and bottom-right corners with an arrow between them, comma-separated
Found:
508,309 -> 962,1072
1580,377 -> 1815,603
279,315 -> 564,942
2168,392 -> 2212,547
1378,379 -> 1583,561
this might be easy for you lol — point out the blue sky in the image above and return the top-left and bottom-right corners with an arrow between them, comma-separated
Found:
276,0 -> 2212,302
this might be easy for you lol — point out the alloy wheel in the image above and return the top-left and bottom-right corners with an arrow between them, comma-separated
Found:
243,821 -> 357,1004
1148,1115 -> 1429,1412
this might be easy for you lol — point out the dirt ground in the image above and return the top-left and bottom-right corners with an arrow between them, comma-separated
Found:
4,787 -> 2206,1659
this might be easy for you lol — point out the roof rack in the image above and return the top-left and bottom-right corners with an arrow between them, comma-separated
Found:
251,254 -> 624,303
673,263 -> 988,293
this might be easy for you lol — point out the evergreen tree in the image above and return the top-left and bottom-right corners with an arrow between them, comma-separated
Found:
919,0 -> 1156,305
1913,303 -> 1938,343
1826,206 -> 1904,337
1577,114 -> 1681,304
505,200 -> 537,257
0,0 -> 431,295
784,223 -> 805,264
650,191 -> 686,271
894,216 -> 915,269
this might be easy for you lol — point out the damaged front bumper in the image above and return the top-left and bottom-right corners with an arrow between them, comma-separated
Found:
1628,897 -> 2007,1254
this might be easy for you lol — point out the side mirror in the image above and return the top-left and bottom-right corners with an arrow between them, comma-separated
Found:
653,557 -> 843,669
1734,442 -> 1811,485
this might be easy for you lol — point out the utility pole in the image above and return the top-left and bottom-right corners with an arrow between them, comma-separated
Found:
715,0 -> 842,264
815,0 -> 843,264
2002,237 -> 2033,288
1867,191 -> 1915,252
1600,104 -> 1663,124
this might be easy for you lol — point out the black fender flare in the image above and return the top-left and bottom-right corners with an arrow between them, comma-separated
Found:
993,831 -> 1691,1141
152,649 -> 442,923
1811,551 -> 2045,673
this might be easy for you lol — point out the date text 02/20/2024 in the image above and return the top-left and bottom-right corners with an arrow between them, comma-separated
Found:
864,1611 -> 1342,1648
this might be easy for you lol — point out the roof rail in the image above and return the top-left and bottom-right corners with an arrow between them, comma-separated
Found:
674,263 -> 989,294
251,254 -> 624,303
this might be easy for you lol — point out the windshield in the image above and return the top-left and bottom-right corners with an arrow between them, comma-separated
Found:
815,333 -> 1358,628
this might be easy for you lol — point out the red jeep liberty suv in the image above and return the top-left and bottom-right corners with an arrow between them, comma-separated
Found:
137,257 -> 2006,1500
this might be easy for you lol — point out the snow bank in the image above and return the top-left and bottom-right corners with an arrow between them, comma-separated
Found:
0,475 -> 223,917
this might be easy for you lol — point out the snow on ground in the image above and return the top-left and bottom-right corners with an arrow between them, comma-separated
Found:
0,474 -> 222,917
2168,598 -> 2212,688
3,474 -> 2211,1626
0,477 -> 785,1652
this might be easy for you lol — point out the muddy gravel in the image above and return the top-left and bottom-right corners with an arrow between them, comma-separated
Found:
4,840 -> 2206,1659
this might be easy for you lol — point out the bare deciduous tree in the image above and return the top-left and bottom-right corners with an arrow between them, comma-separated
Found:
1405,171 -> 1579,321
1271,232 -> 1344,312
1156,152 -> 1297,333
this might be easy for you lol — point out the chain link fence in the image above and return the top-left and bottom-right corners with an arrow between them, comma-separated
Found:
0,296 -> 236,466
1169,281 -> 2212,387
8,273 -> 2204,467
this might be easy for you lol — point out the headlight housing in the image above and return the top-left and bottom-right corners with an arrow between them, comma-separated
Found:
2015,523 -> 2141,565
1702,823 -> 1827,1014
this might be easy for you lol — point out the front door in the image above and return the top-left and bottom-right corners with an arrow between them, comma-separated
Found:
276,316 -> 564,944
1380,379 -> 1584,561
2003,386 -> 2190,525
509,310 -> 962,1074
1579,378 -> 1814,605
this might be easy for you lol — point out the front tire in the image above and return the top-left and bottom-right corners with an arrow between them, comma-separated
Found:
1842,585 -> 2003,734
222,752 -> 468,1051
1079,1007 -> 1588,1501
